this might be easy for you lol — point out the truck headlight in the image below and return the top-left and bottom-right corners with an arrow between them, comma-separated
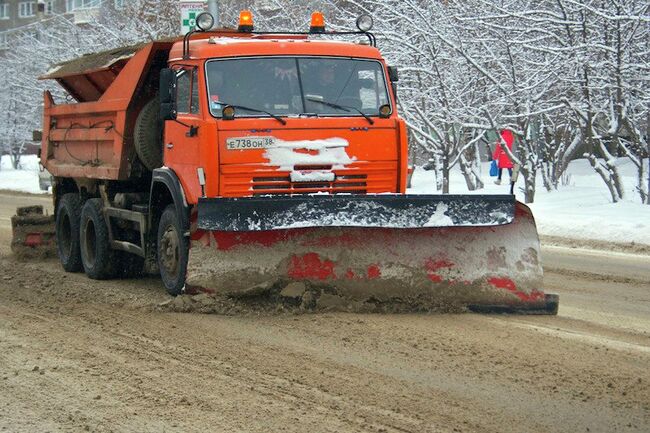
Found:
196,12 -> 215,32
356,14 -> 373,32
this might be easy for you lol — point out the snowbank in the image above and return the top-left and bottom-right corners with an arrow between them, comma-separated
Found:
526,160 -> 650,247
0,155 -> 46,194
409,158 -> 650,246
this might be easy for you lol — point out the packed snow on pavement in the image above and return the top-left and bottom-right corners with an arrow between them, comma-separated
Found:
2,154 -> 649,246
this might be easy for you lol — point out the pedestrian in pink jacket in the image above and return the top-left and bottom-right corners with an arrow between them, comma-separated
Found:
493,130 -> 514,185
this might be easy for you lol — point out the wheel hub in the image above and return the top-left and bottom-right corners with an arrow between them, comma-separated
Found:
160,225 -> 180,276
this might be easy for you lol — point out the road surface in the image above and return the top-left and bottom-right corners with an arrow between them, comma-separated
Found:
0,191 -> 648,432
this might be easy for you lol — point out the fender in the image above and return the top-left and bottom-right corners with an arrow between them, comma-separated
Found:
150,167 -> 190,234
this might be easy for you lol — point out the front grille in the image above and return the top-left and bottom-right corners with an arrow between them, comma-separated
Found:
251,174 -> 368,195
220,161 -> 398,197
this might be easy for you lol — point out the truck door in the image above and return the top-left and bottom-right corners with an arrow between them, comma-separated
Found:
164,67 -> 203,201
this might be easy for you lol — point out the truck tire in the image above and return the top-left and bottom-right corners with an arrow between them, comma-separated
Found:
157,204 -> 188,296
55,193 -> 83,272
79,198 -> 115,280
134,96 -> 163,171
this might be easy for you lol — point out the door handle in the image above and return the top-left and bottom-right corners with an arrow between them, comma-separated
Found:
166,143 -> 174,149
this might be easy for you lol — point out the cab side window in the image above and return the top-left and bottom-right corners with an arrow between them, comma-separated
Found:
190,70 -> 199,114
175,68 -> 200,115
176,69 -> 190,114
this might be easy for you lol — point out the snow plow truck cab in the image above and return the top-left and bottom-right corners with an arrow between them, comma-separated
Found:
33,11 -> 558,314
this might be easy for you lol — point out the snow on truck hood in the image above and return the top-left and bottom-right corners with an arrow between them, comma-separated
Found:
262,137 -> 356,171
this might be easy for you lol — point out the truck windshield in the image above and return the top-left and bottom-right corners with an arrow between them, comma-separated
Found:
205,57 -> 390,119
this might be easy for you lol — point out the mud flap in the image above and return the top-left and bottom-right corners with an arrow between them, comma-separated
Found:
11,206 -> 56,259
187,196 -> 557,314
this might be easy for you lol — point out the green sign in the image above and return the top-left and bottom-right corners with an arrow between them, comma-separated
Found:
183,12 -> 197,28
180,1 -> 206,34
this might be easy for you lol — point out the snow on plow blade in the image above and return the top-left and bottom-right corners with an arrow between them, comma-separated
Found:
197,194 -> 515,230
187,195 -> 558,314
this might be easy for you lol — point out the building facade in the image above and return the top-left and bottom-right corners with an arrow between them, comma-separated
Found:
0,0 -> 126,49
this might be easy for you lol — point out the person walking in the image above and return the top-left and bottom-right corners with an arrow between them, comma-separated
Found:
493,130 -> 514,185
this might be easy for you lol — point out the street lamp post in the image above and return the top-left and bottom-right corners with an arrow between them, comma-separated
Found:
207,0 -> 219,27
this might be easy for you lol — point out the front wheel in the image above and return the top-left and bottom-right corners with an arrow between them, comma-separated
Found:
157,205 -> 189,296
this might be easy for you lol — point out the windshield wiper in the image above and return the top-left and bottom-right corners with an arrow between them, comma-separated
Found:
306,98 -> 374,125
219,103 -> 287,125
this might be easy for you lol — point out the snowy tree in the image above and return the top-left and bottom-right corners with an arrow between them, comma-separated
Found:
97,0 -> 180,42
550,0 -> 649,203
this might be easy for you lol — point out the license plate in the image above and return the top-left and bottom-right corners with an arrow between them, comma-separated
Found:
226,136 -> 275,150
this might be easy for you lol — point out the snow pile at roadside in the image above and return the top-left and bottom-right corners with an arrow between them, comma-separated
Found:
409,158 -> 650,246
0,155 -> 45,194
525,176 -> 650,247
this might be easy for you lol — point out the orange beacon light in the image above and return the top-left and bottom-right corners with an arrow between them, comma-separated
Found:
310,12 -> 325,33
238,10 -> 254,32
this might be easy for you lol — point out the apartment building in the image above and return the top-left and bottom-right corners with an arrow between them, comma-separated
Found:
0,0 -> 125,49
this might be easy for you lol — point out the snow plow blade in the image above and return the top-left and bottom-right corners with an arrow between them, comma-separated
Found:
187,195 -> 557,314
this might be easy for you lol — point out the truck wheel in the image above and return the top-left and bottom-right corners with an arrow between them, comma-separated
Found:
135,96 -> 163,171
55,193 -> 83,272
79,198 -> 115,280
157,205 -> 188,296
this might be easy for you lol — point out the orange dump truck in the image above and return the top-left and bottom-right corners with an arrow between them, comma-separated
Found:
38,11 -> 557,313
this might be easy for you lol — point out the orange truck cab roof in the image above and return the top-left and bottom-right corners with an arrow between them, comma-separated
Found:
169,33 -> 385,61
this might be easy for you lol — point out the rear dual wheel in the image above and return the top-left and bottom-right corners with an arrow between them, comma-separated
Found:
80,198 -> 116,279
78,198 -> 144,280
56,193 -> 83,272
56,194 -> 181,291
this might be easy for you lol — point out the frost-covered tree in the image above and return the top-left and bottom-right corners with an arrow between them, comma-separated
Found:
550,0 -> 650,203
348,0 -> 492,193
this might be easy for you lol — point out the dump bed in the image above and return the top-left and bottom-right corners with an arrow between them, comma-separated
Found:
40,41 -> 174,180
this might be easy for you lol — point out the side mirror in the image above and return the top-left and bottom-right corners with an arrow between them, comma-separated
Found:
159,68 -> 175,103
160,102 -> 176,121
387,66 -> 399,100
159,68 -> 177,120
387,66 -> 399,82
